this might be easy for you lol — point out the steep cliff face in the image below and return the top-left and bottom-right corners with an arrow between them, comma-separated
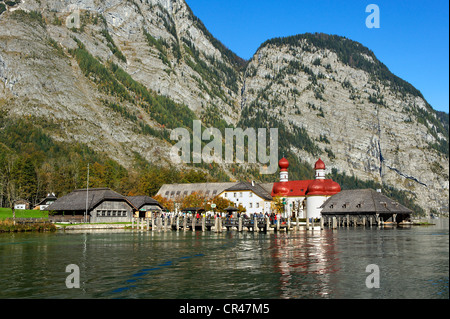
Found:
241,34 -> 449,214
0,0 -> 244,169
0,0 -> 448,214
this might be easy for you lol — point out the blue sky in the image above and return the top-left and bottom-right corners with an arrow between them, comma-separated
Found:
185,0 -> 449,113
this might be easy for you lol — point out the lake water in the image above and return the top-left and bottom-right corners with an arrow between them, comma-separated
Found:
0,219 -> 448,299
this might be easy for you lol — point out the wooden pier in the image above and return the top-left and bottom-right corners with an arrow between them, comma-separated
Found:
130,214 -> 402,232
131,216 -> 294,232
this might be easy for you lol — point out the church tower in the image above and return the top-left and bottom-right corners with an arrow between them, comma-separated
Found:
314,158 -> 326,179
306,158 -> 341,220
279,157 -> 289,182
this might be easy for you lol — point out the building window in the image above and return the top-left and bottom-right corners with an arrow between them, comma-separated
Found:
249,203 -> 253,208
224,193 -> 227,197
240,192 -> 243,197
256,202 -> 259,208
249,192 -> 252,197
234,193 -> 237,198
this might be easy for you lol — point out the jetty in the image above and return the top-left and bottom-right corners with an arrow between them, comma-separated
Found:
131,216 -> 290,232
128,214 -> 400,233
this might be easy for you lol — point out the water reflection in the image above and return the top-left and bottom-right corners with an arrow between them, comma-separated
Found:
0,220 -> 448,299
268,229 -> 341,298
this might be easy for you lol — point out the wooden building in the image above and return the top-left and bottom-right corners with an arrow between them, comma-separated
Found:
157,182 -> 237,201
13,199 -> 30,210
35,193 -> 57,211
320,189 -> 412,224
126,195 -> 163,218
46,188 -> 138,223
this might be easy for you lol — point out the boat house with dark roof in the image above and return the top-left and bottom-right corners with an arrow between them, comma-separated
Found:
46,188 -> 138,223
126,195 -> 163,217
320,188 -> 412,224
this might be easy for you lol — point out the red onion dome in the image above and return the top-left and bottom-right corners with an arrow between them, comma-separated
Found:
329,181 -> 341,194
314,158 -> 325,170
279,157 -> 289,171
272,182 -> 290,196
306,180 -> 326,195
306,179 -> 341,196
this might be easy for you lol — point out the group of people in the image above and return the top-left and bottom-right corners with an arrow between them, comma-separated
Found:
149,210 -> 284,225
224,212 -> 283,225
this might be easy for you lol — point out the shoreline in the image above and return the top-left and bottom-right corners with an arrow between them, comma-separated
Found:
1,217 -> 445,233
56,223 -> 131,230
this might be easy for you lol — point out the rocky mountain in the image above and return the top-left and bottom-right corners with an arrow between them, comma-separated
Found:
0,0 -> 448,215
240,34 -> 449,215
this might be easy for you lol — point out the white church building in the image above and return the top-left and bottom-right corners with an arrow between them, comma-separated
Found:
156,158 -> 341,219
271,157 -> 341,220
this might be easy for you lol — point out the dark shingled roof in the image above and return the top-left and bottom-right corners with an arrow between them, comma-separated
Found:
46,188 -> 137,212
320,189 -> 413,215
126,195 -> 163,210
224,181 -> 273,201
36,194 -> 58,206
157,182 -> 236,199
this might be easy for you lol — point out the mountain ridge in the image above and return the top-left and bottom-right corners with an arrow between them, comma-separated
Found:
0,0 -> 448,216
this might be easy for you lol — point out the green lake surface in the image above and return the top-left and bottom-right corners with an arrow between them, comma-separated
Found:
0,219 -> 448,299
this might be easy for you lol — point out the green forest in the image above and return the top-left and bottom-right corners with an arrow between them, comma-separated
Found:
0,113 -> 212,209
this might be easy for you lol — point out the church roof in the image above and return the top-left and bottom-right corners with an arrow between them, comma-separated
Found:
278,157 -> 289,170
314,158 -> 326,170
306,179 -> 341,196
272,180 -> 313,197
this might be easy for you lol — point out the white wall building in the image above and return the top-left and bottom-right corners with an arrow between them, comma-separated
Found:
219,181 -> 273,216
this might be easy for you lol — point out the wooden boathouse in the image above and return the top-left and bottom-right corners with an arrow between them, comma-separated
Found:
320,188 -> 413,226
